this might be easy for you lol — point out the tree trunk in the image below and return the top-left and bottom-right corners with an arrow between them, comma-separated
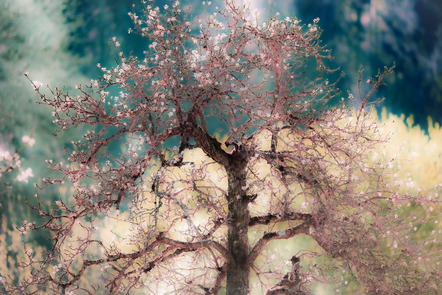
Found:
226,161 -> 250,295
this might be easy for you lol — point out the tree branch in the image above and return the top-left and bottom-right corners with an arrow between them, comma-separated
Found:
249,212 -> 312,227
247,220 -> 312,264
210,263 -> 227,294
189,122 -> 231,167
258,151 -> 320,186
159,236 -> 232,262
55,231 -> 232,290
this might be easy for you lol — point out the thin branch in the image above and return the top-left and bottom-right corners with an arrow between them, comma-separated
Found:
160,236 -> 232,262
249,212 -> 312,227
210,263 -> 227,294
247,220 -> 312,264
202,217 -> 226,240
57,239 -> 162,288
55,231 -> 231,290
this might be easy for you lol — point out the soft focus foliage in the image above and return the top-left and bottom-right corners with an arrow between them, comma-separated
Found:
0,0 -> 88,290
292,0 -> 442,128
376,109 -> 442,190
0,0 -> 88,187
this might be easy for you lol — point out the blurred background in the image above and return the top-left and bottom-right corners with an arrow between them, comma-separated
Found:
0,0 -> 441,292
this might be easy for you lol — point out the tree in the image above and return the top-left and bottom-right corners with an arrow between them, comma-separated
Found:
9,0 -> 439,294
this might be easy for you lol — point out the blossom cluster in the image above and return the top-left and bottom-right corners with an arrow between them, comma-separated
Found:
0,135 -> 35,183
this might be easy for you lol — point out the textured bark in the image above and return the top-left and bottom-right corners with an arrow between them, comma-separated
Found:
190,120 -> 251,294
226,157 -> 250,295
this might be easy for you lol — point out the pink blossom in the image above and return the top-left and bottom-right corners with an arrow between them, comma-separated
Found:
16,167 -> 33,183
22,135 -> 36,147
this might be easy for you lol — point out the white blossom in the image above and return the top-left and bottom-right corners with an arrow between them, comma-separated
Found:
32,81 -> 43,90
22,135 -> 36,147
16,167 -> 34,183
0,149 -> 12,161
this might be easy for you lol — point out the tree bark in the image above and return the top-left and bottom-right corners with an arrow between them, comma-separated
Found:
226,158 -> 250,295
189,120 -> 251,294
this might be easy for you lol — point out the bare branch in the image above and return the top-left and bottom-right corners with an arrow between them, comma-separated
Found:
159,235 -> 232,263
189,121 -> 231,167
210,263 -> 227,294
248,220 -> 312,264
249,212 -> 312,227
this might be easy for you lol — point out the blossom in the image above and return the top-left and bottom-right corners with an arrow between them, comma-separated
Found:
22,135 -> 36,147
0,149 -> 12,161
16,167 -> 34,183
32,81 -> 43,90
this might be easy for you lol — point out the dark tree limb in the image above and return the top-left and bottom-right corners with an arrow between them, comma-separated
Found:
210,263 -> 227,294
249,212 -> 312,227
159,235 -> 232,262
247,220 -> 312,264
52,231 -> 231,290
189,122 -> 230,167
266,256 -> 308,295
